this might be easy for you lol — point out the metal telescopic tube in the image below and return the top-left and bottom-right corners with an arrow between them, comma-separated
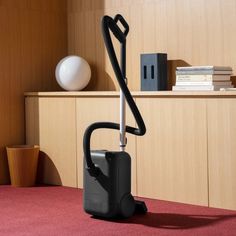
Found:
120,87 -> 126,151
120,41 -> 126,151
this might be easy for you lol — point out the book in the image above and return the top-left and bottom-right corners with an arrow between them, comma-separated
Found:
172,85 -> 234,91
176,65 -> 232,71
176,74 -> 231,81
176,66 -> 232,75
175,81 -> 232,86
176,70 -> 232,75
220,88 -> 236,91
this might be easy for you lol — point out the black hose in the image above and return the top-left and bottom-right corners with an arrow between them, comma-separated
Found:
83,15 -> 146,176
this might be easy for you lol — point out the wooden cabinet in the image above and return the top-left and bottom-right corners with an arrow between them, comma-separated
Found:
25,91 -> 236,210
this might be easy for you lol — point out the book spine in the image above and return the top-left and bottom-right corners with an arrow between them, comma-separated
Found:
176,75 -> 212,81
176,66 -> 232,71
176,74 -> 231,81
176,70 -> 232,75
175,81 -> 232,86
172,85 -> 215,91
172,85 -> 233,91
220,88 -> 236,91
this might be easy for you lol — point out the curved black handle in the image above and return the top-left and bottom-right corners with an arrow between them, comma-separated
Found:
114,14 -> 129,36
101,15 -> 127,44
83,15 -> 146,177
101,15 -> 146,134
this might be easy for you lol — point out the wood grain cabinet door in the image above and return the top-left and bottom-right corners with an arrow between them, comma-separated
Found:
136,98 -> 208,206
26,97 -> 77,187
207,99 -> 236,210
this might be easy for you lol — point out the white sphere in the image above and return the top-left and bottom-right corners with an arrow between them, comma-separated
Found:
55,55 -> 91,91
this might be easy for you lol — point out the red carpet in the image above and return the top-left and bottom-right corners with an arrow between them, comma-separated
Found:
0,186 -> 236,236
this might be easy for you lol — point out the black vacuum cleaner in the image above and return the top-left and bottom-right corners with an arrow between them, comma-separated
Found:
83,14 -> 147,218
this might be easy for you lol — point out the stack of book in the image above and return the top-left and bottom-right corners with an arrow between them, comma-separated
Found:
173,66 -> 233,91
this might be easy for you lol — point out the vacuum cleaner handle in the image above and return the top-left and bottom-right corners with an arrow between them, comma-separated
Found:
114,14 -> 129,37
83,14 -> 146,177
101,14 -> 146,136
103,14 -> 128,44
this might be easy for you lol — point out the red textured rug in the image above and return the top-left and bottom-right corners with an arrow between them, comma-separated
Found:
0,186 -> 236,236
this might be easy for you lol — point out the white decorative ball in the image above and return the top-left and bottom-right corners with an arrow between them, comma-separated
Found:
55,55 -> 91,91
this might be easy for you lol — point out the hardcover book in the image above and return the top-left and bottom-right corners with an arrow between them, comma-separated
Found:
176,70 -> 232,75
172,84 -> 233,91
176,74 -> 231,82
176,66 -> 232,75
176,66 -> 232,71
176,81 -> 232,86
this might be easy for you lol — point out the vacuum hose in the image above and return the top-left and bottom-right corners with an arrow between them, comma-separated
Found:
83,14 -> 146,176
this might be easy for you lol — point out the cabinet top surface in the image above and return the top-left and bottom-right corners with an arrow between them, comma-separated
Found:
24,91 -> 236,98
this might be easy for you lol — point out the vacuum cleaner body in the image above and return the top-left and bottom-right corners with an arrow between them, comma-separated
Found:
84,150 -> 135,218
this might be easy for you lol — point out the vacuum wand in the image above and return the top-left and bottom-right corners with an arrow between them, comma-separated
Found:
120,41 -> 127,151
120,87 -> 126,151
83,14 -> 146,177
